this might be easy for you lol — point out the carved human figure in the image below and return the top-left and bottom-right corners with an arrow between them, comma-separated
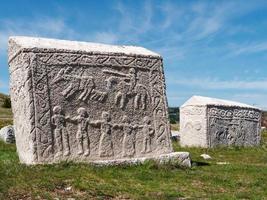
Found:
104,68 -> 148,109
91,112 -> 114,157
114,68 -> 136,109
227,123 -> 237,145
115,80 -> 130,109
140,116 -> 154,153
237,120 -> 245,142
134,84 -> 148,110
128,68 -> 137,90
53,68 -> 106,102
52,67 -> 80,99
67,107 -> 90,156
226,119 -> 246,145
78,77 -> 95,101
114,115 -> 138,157
51,106 -> 70,157
52,67 -> 72,85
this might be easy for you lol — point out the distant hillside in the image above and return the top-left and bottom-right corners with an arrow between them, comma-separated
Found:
168,107 -> 179,124
0,93 -> 9,105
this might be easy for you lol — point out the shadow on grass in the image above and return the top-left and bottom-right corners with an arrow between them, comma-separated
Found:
191,161 -> 210,167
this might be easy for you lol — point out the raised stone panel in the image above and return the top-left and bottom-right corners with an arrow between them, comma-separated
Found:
8,36 -> 178,165
180,96 -> 261,148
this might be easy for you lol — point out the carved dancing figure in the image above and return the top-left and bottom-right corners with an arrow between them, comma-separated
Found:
67,107 -> 90,156
91,112 -> 114,157
51,106 -> 70,157
114,115 -> 138,157
140,116 -> 154,153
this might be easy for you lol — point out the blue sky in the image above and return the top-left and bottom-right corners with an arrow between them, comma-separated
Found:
1,0 -> 267,108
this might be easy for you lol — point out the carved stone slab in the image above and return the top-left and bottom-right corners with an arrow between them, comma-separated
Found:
180,96 -> 261,148
8,36 -> 175,165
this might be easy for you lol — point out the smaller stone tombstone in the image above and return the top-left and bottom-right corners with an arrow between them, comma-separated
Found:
8,36 -> 191,167
180,96 -> 261,147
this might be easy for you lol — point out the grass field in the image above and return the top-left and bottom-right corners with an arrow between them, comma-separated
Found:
0,107 -> 13,129
0,132 -> 266,199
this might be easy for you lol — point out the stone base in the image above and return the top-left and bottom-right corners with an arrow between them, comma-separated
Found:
89,152 -> 191,167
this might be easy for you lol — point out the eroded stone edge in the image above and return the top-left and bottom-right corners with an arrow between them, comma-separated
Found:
32,152 -> 191,167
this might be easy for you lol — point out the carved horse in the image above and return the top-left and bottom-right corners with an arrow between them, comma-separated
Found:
106,75 -> 150,110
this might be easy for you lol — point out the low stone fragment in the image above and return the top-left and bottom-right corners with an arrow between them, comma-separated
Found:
0,125 -> 15,143
200,154 -> 212,160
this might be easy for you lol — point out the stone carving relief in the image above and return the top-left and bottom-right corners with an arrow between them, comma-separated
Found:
184,121 -> 202,132
9,48 -> 172,163
90,111 -> 114,157
209,107 -> 260,121
140,116 -> 155,153
114,115 -> 138,157
51,106 -> 70,157
52,67 -> 107,103
149,64 -> 172,152
181,107 -> 204,115
67,107 -> 90,156
208,106 -> 261,147
104,68 -> 149,110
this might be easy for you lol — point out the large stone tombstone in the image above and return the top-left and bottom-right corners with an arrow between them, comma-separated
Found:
180,96 -> 261,147
8,36 -> 190,166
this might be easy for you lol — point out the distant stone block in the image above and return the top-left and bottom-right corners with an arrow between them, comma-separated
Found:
0,125 -> 15,144
8,36 -> 185,165
180,96 -> 261,147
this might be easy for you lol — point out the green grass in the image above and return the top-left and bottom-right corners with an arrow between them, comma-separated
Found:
0,118 -> 13,129
0,107 -> 12,118
170,123 -> 179,131
0,132 -> 267,199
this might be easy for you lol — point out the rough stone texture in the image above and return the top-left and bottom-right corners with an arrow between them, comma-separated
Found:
90,152 -> 191,167
0,125 -> 15,143
180,96 -> 261,148
8,36 -> 177,165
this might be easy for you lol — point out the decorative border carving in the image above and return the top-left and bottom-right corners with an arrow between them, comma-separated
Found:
208,107 -> 261,121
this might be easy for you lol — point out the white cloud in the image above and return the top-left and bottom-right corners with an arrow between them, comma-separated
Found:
231,93 -> 267,110
113,0 -> 155,43
93,32 -> 118,44
229,41 -> 267,56
168,77 -> 267,90
0,17 -> 76,55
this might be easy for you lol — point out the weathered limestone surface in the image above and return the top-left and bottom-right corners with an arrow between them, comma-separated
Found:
180,96 -> 261,148
8,36 -> 188,166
